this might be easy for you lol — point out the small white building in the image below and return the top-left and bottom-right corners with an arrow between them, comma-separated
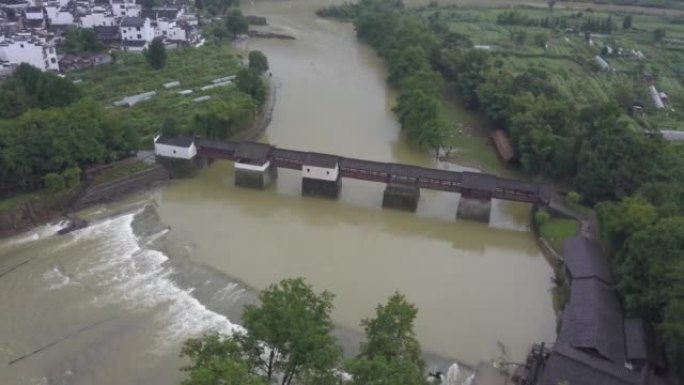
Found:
302,153 -> 339,182
120,16 -> 153,42
0,34 -> 58,71
154,135 -> 197,159
112,0 -> 140,18
45,4 -> 75,26
80,7 -> 116,27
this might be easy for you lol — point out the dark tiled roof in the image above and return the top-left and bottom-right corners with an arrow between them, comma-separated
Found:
23,18 -> 44,28
24,5 -> 42,12
304,152 -> 338,168
0,0 -> 28,5
389,163 -> 422,179
93,25 -> 120,41
539,342 -> 665,385
624,318 -> 665,367
461,171 -> 497,191
140,7 -> 180,20
563,236 -> 613,284
559,279 -> 626,363
235,142 -> 273,163
120,17 -> 144,27
156,135 -> 194,147
122,40 -> 147,47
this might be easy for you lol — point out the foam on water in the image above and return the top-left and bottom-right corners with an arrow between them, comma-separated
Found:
43,266 -> 78,290
56,209 -> 243,352
1,221 -> 66,249
445,363 -> 461,385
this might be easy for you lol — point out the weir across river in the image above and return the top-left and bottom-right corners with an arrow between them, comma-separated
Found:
154,136 -> 554,221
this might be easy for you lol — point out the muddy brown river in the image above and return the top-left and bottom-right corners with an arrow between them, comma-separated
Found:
0,1 -> 555,383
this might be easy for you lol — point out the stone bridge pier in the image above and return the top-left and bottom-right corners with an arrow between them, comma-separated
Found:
301,153 -> 342,198
233,143 -> 277,189
382,183 -> 420,211
457,194 -> 492,222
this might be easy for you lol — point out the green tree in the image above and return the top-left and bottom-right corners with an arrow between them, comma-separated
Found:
347,293 -> 425,385
161,117 -> 180,137
226,10 -> 249,37
180,333 -> 267,385
248,51 -> 269,74
596,196 -> 658,249
62,167 -> 81,188
622,14 -> 632,30
43,173 -> 65,192
145,38 -> 167,69
241,278 -> 341,385
615,217 -> 684,322
654,28 -> 666,42
141,0 -> 156,9
533,32 -> 548,48
236,68 -> 266,106
60,27 -> 105,54
661,297 -> 684,381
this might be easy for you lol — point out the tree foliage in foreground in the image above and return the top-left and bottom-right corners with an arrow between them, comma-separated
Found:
180,281 -> 430,385
248,51 -> 269,74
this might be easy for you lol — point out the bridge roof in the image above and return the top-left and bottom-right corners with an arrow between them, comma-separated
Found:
461,172 -> 497,191
389,164 -> 422,179
559,278 -> 625,364
195,138 -> 238,153
156,135 -> 194,148
339,158 -> 388,173
304,153 -> 339,168
563,236 -> 612,284
419,168 -> 461,183
235,142 -> 273,163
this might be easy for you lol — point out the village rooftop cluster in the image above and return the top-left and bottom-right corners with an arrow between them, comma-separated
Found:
0,0 -> 201,74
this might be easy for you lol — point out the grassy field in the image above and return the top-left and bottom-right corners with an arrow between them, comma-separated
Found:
540,218 -> 580,252
68,44 -> 246,146
425,5 -> 684,130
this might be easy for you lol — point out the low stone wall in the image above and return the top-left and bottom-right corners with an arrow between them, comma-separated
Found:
75,166 -> 169,209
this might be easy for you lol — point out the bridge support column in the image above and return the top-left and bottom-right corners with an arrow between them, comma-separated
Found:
234,161 -> 276,189
457,196 -> 492,222
382,183 -> 420,212
302,176 -> 341,198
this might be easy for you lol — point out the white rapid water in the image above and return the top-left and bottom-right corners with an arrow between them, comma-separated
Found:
61,210 -> 245,349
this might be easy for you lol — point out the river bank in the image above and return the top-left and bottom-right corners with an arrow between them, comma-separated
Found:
0,70 -> 277,240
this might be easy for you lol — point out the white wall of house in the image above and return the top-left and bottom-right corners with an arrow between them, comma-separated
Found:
121,18 -> 154,42
112,3 -> 140,17
45,5 -> 75,25
154,19 -> 187,41
303,164 -> 339,181
25,9 -> 44,20
154,142 -> 197,159
0,40 -> 59,71
80,12 -> 116,27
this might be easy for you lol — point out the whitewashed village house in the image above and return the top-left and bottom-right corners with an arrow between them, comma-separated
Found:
120,16 -> 153,52
0,32 -> 59,71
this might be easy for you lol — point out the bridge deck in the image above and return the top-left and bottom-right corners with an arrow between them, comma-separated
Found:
192,138 -> 552,204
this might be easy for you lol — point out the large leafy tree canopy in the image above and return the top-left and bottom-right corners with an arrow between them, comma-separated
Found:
179,281 -> 431,385
0,65 -> 136,191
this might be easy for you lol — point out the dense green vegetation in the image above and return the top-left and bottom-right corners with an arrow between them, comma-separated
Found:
319,0 -> 684,380
0,64 -> 136,192
180,278 -> 427,385
59,27 -> 105,54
